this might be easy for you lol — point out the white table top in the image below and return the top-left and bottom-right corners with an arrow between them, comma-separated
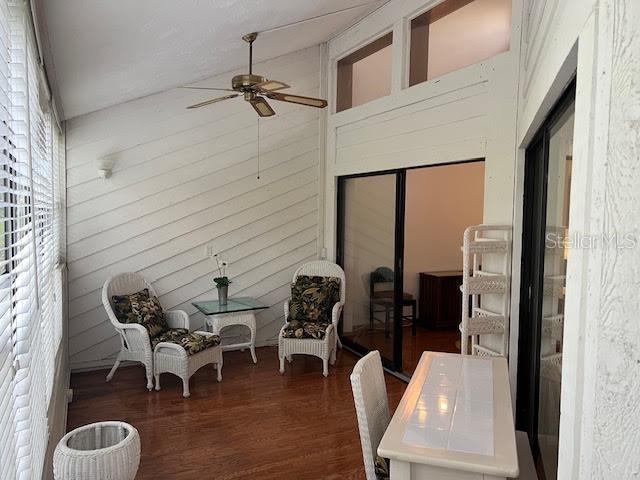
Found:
378,352 -> 519,478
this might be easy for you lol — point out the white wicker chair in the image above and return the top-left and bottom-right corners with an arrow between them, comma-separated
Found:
350,351 -> 390,480
278,260 -> 346,377
102,273 -> 190,391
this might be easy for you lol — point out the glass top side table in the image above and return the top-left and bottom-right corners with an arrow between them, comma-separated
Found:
192,297 -> 268,364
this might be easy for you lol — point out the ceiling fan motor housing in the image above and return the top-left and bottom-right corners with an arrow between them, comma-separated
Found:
184,31 -> 327,114
232,74 -> 267,91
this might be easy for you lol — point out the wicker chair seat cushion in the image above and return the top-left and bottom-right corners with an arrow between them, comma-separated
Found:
282,320 -> 329,340
289,275 -> 340,324
152,328 -> 221,355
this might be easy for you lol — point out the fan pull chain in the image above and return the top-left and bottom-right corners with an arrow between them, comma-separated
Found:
256,117 -> 260,180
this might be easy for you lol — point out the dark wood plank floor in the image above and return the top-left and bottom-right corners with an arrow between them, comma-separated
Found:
67,347 -> 407,480
346,325 -> 460,374
401,327 -> 459,373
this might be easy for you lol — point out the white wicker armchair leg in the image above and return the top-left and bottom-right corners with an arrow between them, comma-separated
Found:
145,365 -> 153,391
278,322 -> 287,374
249,321 -> 257,364
105,356 -> 121,382
330,328 -> 338,365
181,378 -> 190,398
215,346 -> 223,382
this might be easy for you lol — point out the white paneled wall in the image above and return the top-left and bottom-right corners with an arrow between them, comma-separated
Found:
66,47 -> 323,371
334,79 -> 489,167
323,0 -> 523,264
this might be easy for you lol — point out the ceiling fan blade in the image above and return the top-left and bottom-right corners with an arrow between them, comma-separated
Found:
266,92 -> 328,108
180,86 -> 237,92
254,80 -> 290,92
186,94 -> 239,109
249,96 -> 276,117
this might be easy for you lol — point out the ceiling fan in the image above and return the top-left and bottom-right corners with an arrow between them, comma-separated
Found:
183,32 -> 328,117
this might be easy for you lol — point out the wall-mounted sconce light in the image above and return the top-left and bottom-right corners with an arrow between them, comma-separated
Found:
96,155 -> 115,180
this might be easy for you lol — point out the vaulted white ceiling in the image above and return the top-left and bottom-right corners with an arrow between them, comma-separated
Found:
35,0 -> 385,119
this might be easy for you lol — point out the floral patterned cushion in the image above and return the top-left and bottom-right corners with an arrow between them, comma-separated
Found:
151,328 -> 221,355
129,294 -> 169,338
112,288 -> 150,324
282,320 -> 329,339
289,275 -> 340,324
375,455 -> 390,479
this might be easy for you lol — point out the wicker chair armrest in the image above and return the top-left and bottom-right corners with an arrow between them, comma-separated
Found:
279,321 -> 292,336
117,322 -> 147,334
118,323 -> 151,351
153,342 -> 188,357
331,302 -> 344,327
325,323 -> 335,336
164,310 -> 190,330
284,300 -> 290,323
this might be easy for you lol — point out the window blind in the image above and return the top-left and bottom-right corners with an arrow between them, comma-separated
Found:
0,0 -> 18,467
0,0 -> 64,478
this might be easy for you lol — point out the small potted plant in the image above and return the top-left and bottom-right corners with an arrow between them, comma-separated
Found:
213,254 -> 231,305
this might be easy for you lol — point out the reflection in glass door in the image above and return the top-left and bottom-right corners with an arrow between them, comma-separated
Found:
536,98 -> 573,480
517,81 -> 575,480
337,172 -> 404,371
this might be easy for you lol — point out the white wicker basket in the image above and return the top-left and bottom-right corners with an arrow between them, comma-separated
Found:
53,421 -> 141,480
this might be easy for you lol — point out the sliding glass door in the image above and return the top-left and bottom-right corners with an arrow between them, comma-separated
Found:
337,172 -> 405,371
517,80 -> 575,480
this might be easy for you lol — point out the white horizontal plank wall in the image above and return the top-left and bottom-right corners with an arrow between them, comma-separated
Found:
65,46 -> 323,371
323,0 -> 523,357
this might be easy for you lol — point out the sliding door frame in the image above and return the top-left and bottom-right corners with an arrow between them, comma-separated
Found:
336,169 -> 405,372
516,78 -> 576,470
336,158 -> 484,374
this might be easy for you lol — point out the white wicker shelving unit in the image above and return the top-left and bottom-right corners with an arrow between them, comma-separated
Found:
460,225 -> 512,357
